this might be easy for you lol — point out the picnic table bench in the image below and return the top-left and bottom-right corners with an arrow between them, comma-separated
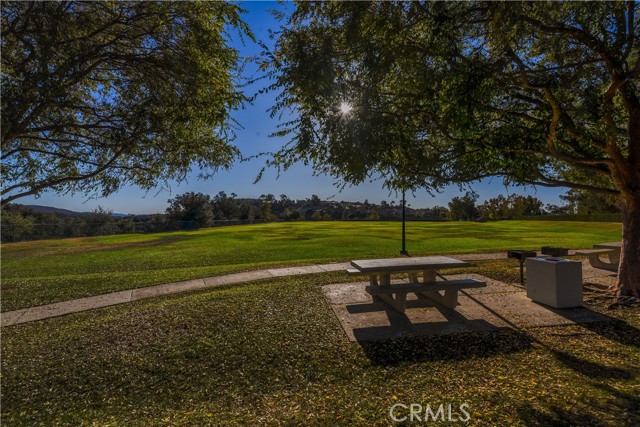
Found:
575,241 -> 621,272
348,256 -> 486,313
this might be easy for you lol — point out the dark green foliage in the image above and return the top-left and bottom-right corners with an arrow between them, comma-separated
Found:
479,195 -> 545,220
166,192 -> 214,228
1,1 -> 252,205
0,203 -> 128,241
561,189 -> 622,215
265,2 -> 637,197
0,203 -> 178,242
211,191 -> 241,220
264,0 -> 640,294
448,191 -> 479,220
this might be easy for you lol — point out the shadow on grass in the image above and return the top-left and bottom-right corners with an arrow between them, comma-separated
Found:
517,319 -> 640,426
517,382 -> 640,427
348,295 -> 504,342
594,383 -> 640,426
357,328 -> 533,366
577,319 -> 640,349
517,403 -> 609,427
551,349 -> 635,380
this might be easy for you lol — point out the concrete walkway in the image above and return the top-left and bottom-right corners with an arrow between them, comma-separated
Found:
1,251 -> 615,328
1,262 -> 351,327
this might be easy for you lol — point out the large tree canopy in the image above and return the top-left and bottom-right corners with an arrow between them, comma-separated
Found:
265,1 -> 640,295
1,1 -> 251,205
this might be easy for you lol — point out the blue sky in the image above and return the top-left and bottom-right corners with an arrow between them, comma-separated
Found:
19,1 -> 565,214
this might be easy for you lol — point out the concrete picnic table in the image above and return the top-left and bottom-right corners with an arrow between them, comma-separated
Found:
576,241 -> 621,272
350,256 -> 470,285
594,241 -> 622,250
348,256 -> 485,312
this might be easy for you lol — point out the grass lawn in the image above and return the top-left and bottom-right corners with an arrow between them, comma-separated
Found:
2,262 -> 639,426
1,220 -> 621,311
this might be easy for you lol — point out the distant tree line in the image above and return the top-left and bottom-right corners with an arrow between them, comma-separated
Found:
0,204 -> 184,243
1,189 -> 621,242
449,192 -> 546,221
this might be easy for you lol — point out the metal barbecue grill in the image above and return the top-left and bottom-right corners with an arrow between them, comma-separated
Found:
507,250 -> 537,286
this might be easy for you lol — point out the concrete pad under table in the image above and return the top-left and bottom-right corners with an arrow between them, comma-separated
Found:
323,275 -> 610,342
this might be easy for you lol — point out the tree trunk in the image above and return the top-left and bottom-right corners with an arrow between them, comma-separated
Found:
617,197 -> 640,296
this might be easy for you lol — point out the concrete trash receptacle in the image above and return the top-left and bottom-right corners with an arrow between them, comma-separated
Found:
525,257 -> 583,308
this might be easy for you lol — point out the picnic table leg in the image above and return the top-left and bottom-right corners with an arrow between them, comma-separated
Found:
418,290 -> 459,309
417,269 -> 458,308
608,251 -> 620,265
393,292 -> 408,313
375,292 -> 408,313
369,275 -> 378,286
588,254 -> 619,272
379,273 -> 391,286
409,273 -> 419,283
440,289 -> 459,308
422,270 -> 436,283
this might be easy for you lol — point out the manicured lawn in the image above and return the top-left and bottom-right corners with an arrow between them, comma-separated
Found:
2,263 -> 638,426
1,220 -> 621,311
1,223 -> 635,425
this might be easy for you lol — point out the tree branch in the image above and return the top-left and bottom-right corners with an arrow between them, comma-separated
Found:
521,15 -> 622,73
521,171 -> 621,196
1,147 -> 127,205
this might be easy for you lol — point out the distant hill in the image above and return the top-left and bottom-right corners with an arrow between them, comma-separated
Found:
22,205 -> 129,217
23,205 -> 88,216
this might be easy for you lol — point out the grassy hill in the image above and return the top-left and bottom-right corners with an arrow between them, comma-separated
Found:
1,220 -> 621,312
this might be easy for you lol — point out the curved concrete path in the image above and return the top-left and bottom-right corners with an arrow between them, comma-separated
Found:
1,262 -> 353,327
2,252 -> 575,328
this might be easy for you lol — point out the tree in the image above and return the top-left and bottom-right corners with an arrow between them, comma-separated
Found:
265,1 -> 640,296
260,194 -> 276,204
510,195 -> 544,217
0,207 -> 36,242
561,189 -> 622,215
238,201 -> 255,221
545,203 -> 572,216
285,208 -> 301,221
1,1 -> 251,205
166,192 -> 214,228
259,200 -> 275,220
211,191 -> 241,220
368,207 -> 380,220
85,206 -> 116,236
544,203 -> 571,215
478,195 -> 511,220
308,194 -> 322,206
479,194 -> 545,219
448,191 -> 479,221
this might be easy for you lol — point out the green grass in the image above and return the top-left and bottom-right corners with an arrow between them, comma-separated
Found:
1,220 -> 621,311
2,263 -> 638,426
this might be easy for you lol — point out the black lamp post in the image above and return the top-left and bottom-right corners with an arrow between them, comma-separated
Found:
400,189 -> 409,256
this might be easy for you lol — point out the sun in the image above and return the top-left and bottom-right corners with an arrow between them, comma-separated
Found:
339,101 -> 353,115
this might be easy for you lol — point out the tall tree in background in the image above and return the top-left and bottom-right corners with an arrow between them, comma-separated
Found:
265,1 -> 640,295
561,189 -> 622,215
448,191 -> 479,221
165,192 -> 214,228
1,1 -> 251,205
